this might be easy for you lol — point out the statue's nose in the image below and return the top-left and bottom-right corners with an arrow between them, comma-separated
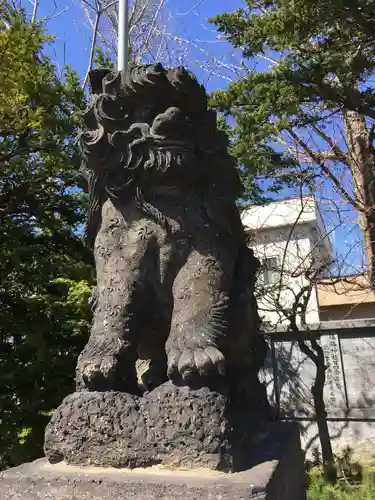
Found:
151,107 -> 187,137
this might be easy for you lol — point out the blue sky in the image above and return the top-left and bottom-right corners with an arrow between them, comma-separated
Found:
25,0 -> 245,91
20,0 -> 367,274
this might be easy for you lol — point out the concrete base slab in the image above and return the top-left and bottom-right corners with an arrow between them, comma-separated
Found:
0,424 -> 307,500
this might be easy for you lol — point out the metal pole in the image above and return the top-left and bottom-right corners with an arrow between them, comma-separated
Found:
117,0 -> 129,73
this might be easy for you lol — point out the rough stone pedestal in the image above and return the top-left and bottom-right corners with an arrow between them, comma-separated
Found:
0,422 -> 306,500
43,381 -> 276,472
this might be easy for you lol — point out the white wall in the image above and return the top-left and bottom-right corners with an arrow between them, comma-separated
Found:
241,197 -> 332,327
242,196 -> 318,230
251,225 -> 321,325
242,196 -> 331,268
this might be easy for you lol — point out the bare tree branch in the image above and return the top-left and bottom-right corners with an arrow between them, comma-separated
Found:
31,0 -> 39,24
288,129 -> 364,213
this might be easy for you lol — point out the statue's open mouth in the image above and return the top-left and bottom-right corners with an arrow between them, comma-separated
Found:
152,139 -> 193,152
130,135 -> 194,153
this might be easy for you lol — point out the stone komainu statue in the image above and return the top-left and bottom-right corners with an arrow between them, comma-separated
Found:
3,63 -> 304,490
76,63 -> 267,402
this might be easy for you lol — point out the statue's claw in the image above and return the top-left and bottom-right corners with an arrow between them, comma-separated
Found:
76,355 -> 118,391
167,346 -> 225,382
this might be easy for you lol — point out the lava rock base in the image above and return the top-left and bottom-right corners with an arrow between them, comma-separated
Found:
44,382 -> 233,471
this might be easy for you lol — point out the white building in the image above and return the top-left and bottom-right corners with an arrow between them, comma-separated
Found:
241,195 -> 332,327
242,196 -> 375,462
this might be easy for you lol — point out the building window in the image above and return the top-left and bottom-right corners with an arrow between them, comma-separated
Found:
263,257 -> 279,285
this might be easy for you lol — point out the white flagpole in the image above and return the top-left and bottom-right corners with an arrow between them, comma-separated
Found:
117,0 -> 129,73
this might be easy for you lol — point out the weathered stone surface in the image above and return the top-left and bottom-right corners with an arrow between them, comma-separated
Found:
44,382 -> 232,470
2,423 -> 306,500
75,63 -> 264,396
44,382 -> 302,476
40,63 -> 277,474
30,64 -> 302,496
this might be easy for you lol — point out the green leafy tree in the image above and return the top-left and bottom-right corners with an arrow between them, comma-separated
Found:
209,0 -> 375,469
211,0 -> 375,281
0,5 -> 93,469
214,114 -> 296,207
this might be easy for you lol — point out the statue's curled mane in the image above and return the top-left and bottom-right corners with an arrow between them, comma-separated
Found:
78,63 -> 243,248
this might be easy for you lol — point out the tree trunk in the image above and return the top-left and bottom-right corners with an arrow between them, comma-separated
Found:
298,339 -> 334,467
312,368 -> 334,467
366,214 -> 375,287
343,110 -> 375,286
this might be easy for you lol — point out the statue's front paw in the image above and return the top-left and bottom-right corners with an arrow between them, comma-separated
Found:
76,355 -> 117,391
167,347 -> 225,382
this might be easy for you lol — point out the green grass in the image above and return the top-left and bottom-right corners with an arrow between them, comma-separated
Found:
308,467 -> 375,499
